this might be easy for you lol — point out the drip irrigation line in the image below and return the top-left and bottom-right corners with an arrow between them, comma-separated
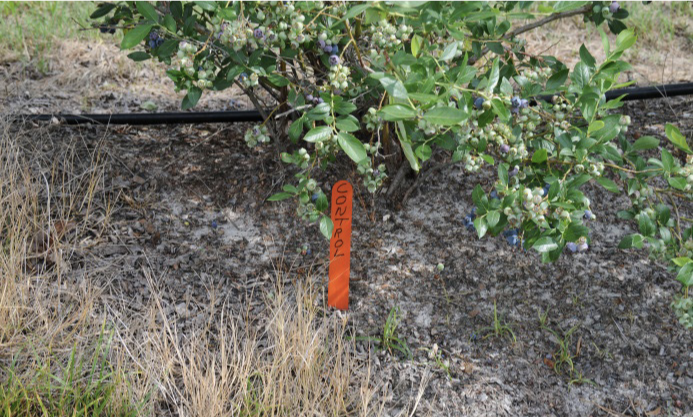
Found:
9,82 -> 693,126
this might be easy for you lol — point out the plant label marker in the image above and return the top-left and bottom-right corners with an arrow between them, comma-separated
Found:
328,180 -> 353,311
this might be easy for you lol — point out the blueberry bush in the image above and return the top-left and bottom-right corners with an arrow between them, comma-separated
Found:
92,1 -> 692,327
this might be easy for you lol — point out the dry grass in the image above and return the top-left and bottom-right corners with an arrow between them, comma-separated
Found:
0,120 -> 399,416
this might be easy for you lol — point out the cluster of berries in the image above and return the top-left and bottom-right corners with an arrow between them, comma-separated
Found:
463,208 -> 477,232
176,41 -> 198,77
317,32 -> 340,54
364,107 -> 383,132
510,96 -> 529,114
594,2 -> 620,17
565,236 -> 589,253
368,20 -> 412,51
148,31 -> 165,49
462,153 -> 484,173
244,124 -> 271,147
314,133 -> 340,157
328,62 -> 350,92
304,93 -> 325,106
195,62 -> 216,90
357,154 -> 386,193
239,72 -> 259,88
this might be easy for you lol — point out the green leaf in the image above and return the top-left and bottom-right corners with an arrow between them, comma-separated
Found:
661,149 -> 674,173
532,237 -> 558,253
320,216 -> 334,240
596,177 -> 620,193
490,98 -> 509,122
545,68 -> 568,91
393,0 -> 429,9
289,117 -> 304,142
676,262 -> 693,288
553,1 -> 590,12
380,104 -> 416,121
411,34 -> 423,57
486,210 -> 500,227
316,193 -> 328,212
127,51 -> 151,62
337,132 -> 367,163
667,177 -> 687,191
162,14 -> 177,33
267,192 -> 293,201
579,44 -> 596,68
335,115 -> 360,132
397,121 -> 420,172
415,144 -> 432,161
181,87 -> 202,110
304,126 -> 333,143
632,136 -> 660,151
266,73 -> 289,87
563,224 -> 589,242
333,101 -> 357,115
194,1 -> 218,11
472,184 -> 485,208
474,217 -> 488,239
423,107 -> 468,126
638,215 -> 656,237
532,149 -> 548,164
615,28 -> 636,54
665,123 -> 691,153
570,62 -> 592,90
121,24 -> 154,50
485,58 -> 499,94
90,3 -> 116,19
441,42 -> 458,61
618,233 -> 644,249
378,75 -> 408,100
136,1 -> 159,22
672,257 -> 692,267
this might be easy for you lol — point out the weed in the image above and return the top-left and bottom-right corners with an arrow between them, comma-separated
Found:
353,306 -> 412,359
478,300 -> 517,343
419,344 -> 451,380
541,323 -> 580,375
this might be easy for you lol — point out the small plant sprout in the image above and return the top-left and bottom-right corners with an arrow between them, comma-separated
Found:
479,300 -> 516,343
436,263 -> 444,272
352,306 -> 411,359
541,323 -> 580,376
419,343 -> 452,380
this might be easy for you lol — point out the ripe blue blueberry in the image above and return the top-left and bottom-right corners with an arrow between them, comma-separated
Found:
306,94 -> 314,102
149,32 -> 159,41
317,40 -> 325,49
211,220 -> 218,229
500,144 -> 510,153
332,45 -> 339,54
148,40 -> 157,48
323,45 -> 332,53
577,242 -> 589,252
156,38 -> 164,47
253,28 -> 264,39
566,242 -> 578,253
311,193 -> 319,202
583,210 -> 593,220
520,99 -> 529,108
471,207 -> 477,216
490,190 -> 498,200
239,72 -> 248,80
609,1 -> 620,13
511,96 -> 521,108
542,183 -> 551,196
329,55 -> 340,66
317,97 -> 324,104
507,235 -> 520,247
474,97 -> 484,110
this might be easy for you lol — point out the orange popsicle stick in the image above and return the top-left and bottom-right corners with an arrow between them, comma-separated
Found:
328,180 -> 353,310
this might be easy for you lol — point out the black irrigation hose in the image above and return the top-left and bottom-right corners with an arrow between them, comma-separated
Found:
9,82 -> 693,126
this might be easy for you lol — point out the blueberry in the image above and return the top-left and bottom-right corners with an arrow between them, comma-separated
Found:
149,32 -> 159,41
311,193 -> 319,202
471,207 -> 477,216
148,40 -> 157,48
609,1 -> 620,13
317,97 -> 324,104
156,38 -> 164,47
566,242 -> 578,253
329,54 -> 340,66
211,220 -> 218,229
543,183 -> 551,196
583,210 -> 593,220
317,39 -> 326,49
323,45 -> 332,53
99,27 -> 108,34
253,28 -> 264,39
500,144 -> 510,153
332,45 -> 339,54
577,242 -> 589,252
507,235 -> 520,247
511,96 -> 521,108
239,72 -> 248,80
474,97 -> 484,110
490,190 -> 498,200
520,99 -> 529,108
306,94 -> 314,102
